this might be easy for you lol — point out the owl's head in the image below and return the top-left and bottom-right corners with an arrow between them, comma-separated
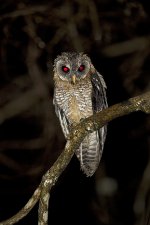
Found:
53,52 -> 94,84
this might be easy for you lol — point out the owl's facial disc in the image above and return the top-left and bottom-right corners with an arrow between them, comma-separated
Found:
55,53 -> 91,83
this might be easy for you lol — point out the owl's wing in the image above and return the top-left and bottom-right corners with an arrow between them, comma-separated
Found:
53,99 -> 70,139
91,70 -> 108,148
91,70 -> 107,112
76,71 -> 108,177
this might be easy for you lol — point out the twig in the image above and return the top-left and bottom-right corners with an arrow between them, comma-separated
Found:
0,138 -> 46,151
0,5 -> 48,21
101,36 -> 150,57
0,91 -> 149,225
87,0 -> 102,41
0,88 -> 45,125
0,153 -> 22,172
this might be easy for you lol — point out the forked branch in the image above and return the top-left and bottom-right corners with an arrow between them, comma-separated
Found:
0,91 -> 150,225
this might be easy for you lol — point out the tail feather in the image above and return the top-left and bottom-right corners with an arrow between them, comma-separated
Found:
75,130 -> 104,176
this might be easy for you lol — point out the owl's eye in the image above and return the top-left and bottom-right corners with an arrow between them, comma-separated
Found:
78,65 -> 85,72
62,66 -> 70,73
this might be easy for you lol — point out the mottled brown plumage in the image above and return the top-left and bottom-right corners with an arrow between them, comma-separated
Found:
53,52 -> 107,176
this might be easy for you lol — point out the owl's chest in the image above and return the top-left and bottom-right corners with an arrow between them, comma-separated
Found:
55,81 -> 93,124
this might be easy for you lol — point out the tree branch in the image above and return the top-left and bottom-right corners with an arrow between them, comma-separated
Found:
0,91 -> 150,225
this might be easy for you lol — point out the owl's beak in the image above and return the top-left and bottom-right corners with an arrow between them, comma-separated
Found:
71,75 -> 76,84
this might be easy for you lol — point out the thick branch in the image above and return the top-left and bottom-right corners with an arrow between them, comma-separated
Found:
0,91 -> 150,225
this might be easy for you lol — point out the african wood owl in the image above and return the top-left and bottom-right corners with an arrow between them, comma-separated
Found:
53,52 -> 107,176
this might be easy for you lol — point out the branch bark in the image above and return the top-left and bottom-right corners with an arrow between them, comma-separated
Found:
0,91 -> 150,225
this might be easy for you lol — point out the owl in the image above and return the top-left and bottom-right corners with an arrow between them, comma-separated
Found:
53,52 -> 107,176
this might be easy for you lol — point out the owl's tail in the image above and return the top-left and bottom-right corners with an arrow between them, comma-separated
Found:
76,130 -> 104,177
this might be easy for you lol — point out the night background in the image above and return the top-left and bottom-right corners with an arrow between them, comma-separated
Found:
0,0 -> 150,225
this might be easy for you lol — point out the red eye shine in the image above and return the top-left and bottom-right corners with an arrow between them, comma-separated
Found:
62,66 -> 70,73
78,65 -> 85,72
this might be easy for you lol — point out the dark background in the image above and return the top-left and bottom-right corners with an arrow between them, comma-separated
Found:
0,0 -> 149,225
